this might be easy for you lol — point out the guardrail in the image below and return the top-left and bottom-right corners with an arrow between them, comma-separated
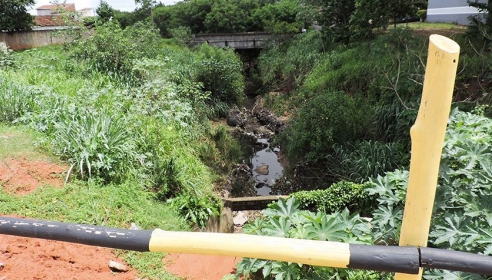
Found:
0,34 -> 464,279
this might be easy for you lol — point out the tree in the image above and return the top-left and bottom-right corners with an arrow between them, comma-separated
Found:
96,1 -> 115,23
349,0 -> 390,40
0,0 -> 35,32
318,0 -> 355,43
467,0 -> 492,43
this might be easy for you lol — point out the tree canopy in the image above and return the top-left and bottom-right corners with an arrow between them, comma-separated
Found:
0,0 -> 35,32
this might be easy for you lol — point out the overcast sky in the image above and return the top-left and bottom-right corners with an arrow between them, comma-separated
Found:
30,0 -> 181,14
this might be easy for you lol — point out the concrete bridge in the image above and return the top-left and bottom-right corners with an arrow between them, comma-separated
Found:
192,32 -> 281,49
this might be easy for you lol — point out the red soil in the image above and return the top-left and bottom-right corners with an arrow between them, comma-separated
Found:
0,158 -> 137,280
163,253 -> 241,280
0,235 -> 137,280
0,158 -> 241,279
0,158 -> 66,195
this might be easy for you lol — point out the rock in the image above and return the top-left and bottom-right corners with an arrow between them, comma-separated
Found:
129,222 -> 141,230
0,262 -> 4,271
233,211 -> 248,226
273,147 -> 280,153
109,260 -> 128,272
253,108 -> 285,133
254,164 -> 269,175
226,109 -> 247,127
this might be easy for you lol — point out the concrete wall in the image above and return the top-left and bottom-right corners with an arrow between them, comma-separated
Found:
427,0 -> 488,25
0,29 -> 70,50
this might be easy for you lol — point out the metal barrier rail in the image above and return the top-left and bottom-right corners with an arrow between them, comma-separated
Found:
1,216 -> 492,276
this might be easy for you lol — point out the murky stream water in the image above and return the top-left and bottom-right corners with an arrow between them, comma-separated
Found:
251,138 -> 284,195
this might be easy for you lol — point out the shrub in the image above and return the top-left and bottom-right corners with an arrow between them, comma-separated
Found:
0,76 -> 39,123
325,140 -> 408,182
235,198 -> 389,279
68,21 -> 163,82
277,90 -> 361,162
367,109 -> 492,278
417,9 -> 426,22
0,43 -> 15,68
258,31 -> 324,92
194,43 -> 245,109
51,106 -> 139,182
290,181 -> 377,216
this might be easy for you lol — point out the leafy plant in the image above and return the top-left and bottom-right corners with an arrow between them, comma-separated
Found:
0,76 -> 39,123
367,109 -> 492,278
194,43 -> 245,111
290,181 -> 377,216
234,198 -> 387,280
277,90 -> 361,162
51,106 -> 139,182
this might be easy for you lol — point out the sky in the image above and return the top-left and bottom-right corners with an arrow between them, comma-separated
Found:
30,0 -> 181,14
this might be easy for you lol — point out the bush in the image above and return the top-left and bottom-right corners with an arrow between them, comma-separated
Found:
367,109 -> 492,278
235,198 -> 389,279
277,90 -> 361,162
68,21 -> 163,82
290,181 -> 377,216
0,76 -> 39,123
417,9 -> 426,22
258,31 -> 324,92
194,43 -> 245,109
328,140 -> 408,183
51,106 -> 139,183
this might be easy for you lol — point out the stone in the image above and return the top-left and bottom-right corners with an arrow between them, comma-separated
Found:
233,211 -> 248,226
254,164 -> 269,175
109,260 -> 128,272
226,109 -> 247,127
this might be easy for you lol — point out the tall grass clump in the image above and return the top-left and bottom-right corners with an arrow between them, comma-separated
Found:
0,75 -> 39,123
52,106 -> 139,182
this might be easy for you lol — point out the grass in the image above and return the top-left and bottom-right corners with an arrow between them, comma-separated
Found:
391,21 -> 467,31
0,124 -> 53,161
0,125 -> 186,279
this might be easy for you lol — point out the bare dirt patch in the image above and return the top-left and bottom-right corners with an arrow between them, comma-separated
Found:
163,253 -> 240,280
0,234 -> 137,280
0,158 -> 137,280
0,158 -> 66,195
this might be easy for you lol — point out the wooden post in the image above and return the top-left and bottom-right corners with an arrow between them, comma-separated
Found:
395,35 -> 460,279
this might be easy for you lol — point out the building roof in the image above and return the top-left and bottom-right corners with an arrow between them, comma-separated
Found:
37,4 -> 76,11
34,15 -> 66,27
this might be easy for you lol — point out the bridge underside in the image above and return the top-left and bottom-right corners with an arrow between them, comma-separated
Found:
192,32 -> 275,49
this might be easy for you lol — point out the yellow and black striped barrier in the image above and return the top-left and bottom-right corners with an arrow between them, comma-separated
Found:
1,216 -> 492,276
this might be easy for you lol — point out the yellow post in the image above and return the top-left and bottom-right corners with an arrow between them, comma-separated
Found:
395,35 -> 460,279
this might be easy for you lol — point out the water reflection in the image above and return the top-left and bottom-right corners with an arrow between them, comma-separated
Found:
251,138 -> 283,195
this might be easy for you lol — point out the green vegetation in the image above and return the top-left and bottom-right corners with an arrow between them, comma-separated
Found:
239,109 -> 492,279
0,18 -> 248,278
234,3 -> 492,279
235,198 -> 390,279
289,181 -> 376,215
0,0 -> 34,31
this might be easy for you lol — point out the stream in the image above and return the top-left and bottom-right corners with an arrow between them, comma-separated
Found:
251,138 -> 284,195
226,97 -> 285,196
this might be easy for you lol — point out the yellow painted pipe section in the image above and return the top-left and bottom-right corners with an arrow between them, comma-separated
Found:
395,35 -> 460,279
149,229 -> 351,268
